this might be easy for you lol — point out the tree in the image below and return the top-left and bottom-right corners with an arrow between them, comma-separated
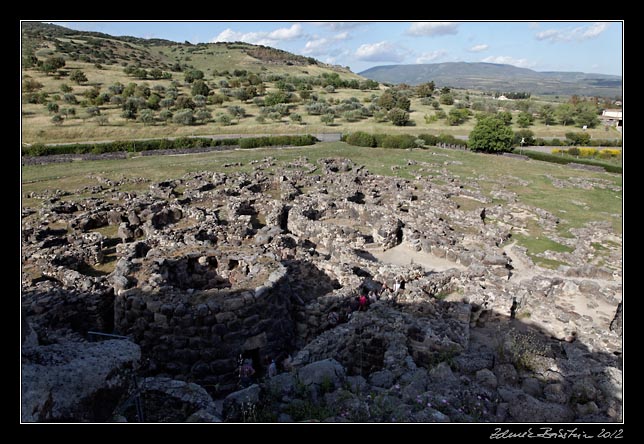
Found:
555,103 -> 575,126
173,109 -> 195,125
86,106 -> 101,118
41,56 -> 65,75
184,69 -> 204,83
514,129 -> 535,146
195,108 -> 212,123
539,104 -> 555,126
70,70 -> 88,85
51,114 -> 64,126
416,81 -> 435,98
96,115 -> 109,126
377,90 -> 397,110
388,108 -> 410,126
447,108 -> 468,126
574,102 -> 600,128
497,111 -> 513,126
149,68 -> 164,80
227,105 -> 246,122
46,102 -> 59,114
290,113 -> 303,124
265,91 -> 288,106
191,80 -> 210,97
320,113 -> 334,126
160,98 -> 175,109
218,114 -> 232,126
23,78 -> 43,93
159,110 -> 173,122
439,93 -> 454,105
565,132 -> 591,146
175,96 -> 196,110
138,109 -> 155,125
468,115 -> 515,153
516,112 -> 534,128
147,94 -> 161,110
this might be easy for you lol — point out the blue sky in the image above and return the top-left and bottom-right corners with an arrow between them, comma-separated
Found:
49,21 -> 623,76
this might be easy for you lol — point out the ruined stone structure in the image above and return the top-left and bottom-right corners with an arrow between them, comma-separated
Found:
21,154 -> 622,422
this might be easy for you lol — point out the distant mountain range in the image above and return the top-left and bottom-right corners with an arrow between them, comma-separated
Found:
359,62 -> 622,98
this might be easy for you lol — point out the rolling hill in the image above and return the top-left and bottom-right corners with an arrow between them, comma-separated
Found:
21,21 -> 360,78
359,62 -> 622,98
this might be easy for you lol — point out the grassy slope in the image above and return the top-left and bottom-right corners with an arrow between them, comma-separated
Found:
22,142 -> 623,265
21,34 -> 621,144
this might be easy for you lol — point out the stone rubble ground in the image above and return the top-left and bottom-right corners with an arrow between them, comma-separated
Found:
21,155 -> 622,423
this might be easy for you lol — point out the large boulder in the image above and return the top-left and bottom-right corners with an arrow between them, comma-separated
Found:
297,358 -> 346,389
136,377 -> 220,422
21,339 -> 141,422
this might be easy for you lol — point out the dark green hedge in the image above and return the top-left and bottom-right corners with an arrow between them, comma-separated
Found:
22,137 -> 239,157
238,134 -> 318,149
344,132 -> 467,149
523,150 -> 622,174
22,135 -> 318,157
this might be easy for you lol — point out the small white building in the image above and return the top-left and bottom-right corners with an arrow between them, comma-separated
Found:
497,95 -> 509,101
601,109 -> 622,127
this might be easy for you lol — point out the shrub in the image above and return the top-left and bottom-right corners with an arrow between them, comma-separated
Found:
388,108 -> 410,126
239,135 -> 317,149
514,129 -> 535,146
439,93 -> 454,105
567,147 -> 580,156
418,134 -> 439,146
381,134 -> 416,149
218,114 -> 232,126
173,109 -> 195,125
578,147 -> 599,158
320,113 -> 334,126
565,132 -> 591,146
346,132 -> 376,147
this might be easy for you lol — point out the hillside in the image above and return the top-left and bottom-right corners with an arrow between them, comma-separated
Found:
21,21 -> 358,77
359,62 -> 622,98
21,22 -> 622,145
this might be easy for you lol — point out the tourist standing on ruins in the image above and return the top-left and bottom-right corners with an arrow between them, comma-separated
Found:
359,294 -> 368,311
240,359 -> 256,387
268,359 -> 277,379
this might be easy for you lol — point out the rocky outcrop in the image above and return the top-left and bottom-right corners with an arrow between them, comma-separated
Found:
22,339 -> 141,422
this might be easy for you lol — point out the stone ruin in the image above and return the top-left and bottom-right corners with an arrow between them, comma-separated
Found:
21,154 -> 622,423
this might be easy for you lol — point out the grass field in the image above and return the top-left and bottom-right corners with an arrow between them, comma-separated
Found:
22,141 -> 623,266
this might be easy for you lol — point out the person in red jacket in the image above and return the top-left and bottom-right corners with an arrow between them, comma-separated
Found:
359,294 -> 368,311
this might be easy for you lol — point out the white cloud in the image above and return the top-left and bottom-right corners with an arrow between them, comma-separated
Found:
406,22 -> 459,37
535,22 -> 609,42
416,50 -> 448,63
211,24 -> 304,46
467,44 -> 488,53
302,32 -> 349,56
311,22 -> 365,31
267,24 -> 304,40
355,41 -> 407,62
481,55 -> 536,69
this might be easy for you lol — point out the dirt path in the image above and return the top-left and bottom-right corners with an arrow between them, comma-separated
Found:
502,241 -> 540,282
371,243 -> 465,272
